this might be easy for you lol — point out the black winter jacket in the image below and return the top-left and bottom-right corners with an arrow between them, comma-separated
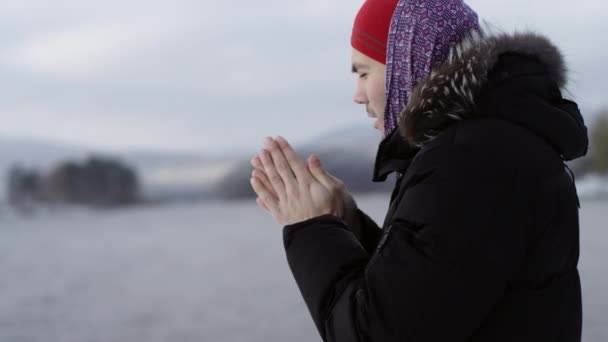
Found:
282,32 -> 589,342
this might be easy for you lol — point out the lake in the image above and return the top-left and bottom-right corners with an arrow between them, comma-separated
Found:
0,194 -> 606,341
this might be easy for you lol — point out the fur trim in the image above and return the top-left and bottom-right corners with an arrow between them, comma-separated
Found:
399,30 -> 567,147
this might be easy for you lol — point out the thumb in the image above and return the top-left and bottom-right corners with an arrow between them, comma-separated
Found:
307,154 -> 334,189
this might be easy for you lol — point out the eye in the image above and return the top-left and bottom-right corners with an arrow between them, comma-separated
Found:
359,73 -> 368,79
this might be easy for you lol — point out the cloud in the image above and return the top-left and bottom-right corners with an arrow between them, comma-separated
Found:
0,0 -> 605,153
4,22 -> 160,77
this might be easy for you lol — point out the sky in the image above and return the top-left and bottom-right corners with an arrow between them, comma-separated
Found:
1,0 -> 607,155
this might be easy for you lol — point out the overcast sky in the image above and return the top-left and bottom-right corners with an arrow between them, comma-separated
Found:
1,0 -> 606,155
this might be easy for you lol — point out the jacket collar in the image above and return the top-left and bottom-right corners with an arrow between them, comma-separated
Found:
397,30 -> 587,160
372,30 -> 589,182
372,127 -> 420,182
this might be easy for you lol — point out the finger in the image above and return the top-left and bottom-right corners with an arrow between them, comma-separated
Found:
275,136 -> 311,183
326,172 -> 345,190
251,157 -> 276,193
307,154 -> 336,190
256,197 -> 270,213
250,177 -> 280,215
252,169 -> 278,198
263,137 -> 297,190
317,163 -> 342,183
252,155 -> 276,196
259,148 -> 286,200
250,171 -> 279,203
251,155 -> 265,173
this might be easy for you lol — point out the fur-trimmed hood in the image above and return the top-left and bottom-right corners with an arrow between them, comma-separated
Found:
397,30 -> 588,161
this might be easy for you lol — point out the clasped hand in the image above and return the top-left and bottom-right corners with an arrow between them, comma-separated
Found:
250,136 -> 355,226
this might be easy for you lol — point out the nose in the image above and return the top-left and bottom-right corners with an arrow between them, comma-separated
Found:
353,83 -> 367,105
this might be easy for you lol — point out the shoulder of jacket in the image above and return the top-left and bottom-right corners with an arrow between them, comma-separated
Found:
418,117 -> 535,157
410,117 -> 563,187
406,119 -> 521,176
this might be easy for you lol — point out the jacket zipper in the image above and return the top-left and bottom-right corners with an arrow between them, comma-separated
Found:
367,223 -> 393,270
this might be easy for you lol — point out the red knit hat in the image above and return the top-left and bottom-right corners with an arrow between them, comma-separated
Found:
351,0 -> 399,65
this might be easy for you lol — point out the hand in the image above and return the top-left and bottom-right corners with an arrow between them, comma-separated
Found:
250,136 -> 358,226
250,136 -> 338,225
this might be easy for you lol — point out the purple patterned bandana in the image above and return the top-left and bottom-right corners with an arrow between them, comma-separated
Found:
383,0 -> 480,138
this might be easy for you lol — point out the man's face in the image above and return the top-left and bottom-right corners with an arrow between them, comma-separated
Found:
351,48 -> 387,134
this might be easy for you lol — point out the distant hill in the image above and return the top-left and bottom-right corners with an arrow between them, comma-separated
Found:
0,123 -> 395,204
0,137 -> 232,202
2,124 -> 605,206
213,123 -> 395,199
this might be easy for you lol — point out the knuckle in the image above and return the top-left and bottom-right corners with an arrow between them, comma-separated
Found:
287,184 -> 298,196
299,177 -> 310,187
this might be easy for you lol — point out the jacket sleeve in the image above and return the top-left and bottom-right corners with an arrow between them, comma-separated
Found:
282,143 -> 529,342
349,207 -> 383,254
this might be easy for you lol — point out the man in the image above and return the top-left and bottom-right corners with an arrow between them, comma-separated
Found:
250,0 -> 588,341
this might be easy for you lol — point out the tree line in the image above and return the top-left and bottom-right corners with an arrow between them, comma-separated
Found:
6,156 -> 139,211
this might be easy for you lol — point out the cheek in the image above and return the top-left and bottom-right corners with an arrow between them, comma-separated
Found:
370,75 -> 386,114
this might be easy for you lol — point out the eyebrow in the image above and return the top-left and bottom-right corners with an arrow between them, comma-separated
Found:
351,63 -> 369,73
